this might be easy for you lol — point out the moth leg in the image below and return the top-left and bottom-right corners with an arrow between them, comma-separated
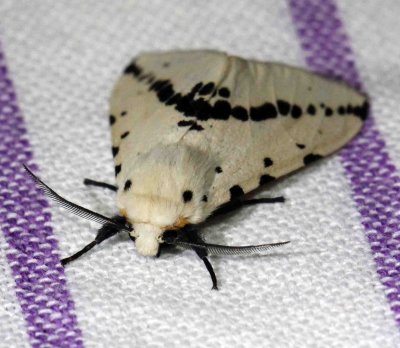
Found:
83,178 -> 117,192
242,197 -> 285,205
200,256 -> 218,290
61,215 -> 125,265
156,242 -> 176,258
212,196 -> 285,217
187,231 -> 218,290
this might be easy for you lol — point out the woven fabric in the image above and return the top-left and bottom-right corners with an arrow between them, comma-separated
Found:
0,1 -> 399,347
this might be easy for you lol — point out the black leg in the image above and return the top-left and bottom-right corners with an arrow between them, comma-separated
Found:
61,241 -> 97,266
156,242 -> 176,258
201,256 -> 218,290
242,197 -> 285,205
187,230 -> 218,290
212,196 -> 285,217
84,178 -> 117,192
61,215 -> 126,265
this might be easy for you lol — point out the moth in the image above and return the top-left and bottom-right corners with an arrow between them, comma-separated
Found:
25,50 -> 368,289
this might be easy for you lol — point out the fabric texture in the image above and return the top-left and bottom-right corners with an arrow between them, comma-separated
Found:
0,1 -> 399,347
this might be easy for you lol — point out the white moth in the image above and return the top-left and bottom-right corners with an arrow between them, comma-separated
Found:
25,50 -> 368,289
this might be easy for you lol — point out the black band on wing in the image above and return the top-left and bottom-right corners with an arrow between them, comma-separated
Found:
23,164 -> 131,232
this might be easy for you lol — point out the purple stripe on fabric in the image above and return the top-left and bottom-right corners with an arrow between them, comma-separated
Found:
289,0 -> 400,325
0,45 -> 84,346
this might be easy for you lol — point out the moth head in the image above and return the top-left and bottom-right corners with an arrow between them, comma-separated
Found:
123,202 -> 192,256
129,222 -> 191,257
129,223 -> 163,256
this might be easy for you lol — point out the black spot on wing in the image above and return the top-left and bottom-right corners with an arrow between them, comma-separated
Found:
347,104 -> 353,114
353,106 -> 361,117
353,101 -> 369,120
149,79 -> 169,92
303,154 -> 323,165
296,143 -> 305,149
277,100 -> 290,116
166,93 -> 182,106
291,105 -> 302,119
182,190 -> 193,203
193,99 -> 212,121
202,195 -> 208,202
307,104 -> 316,115
218,88 -> 230,98
191,82 -> 203,95
121,111 -> 127,116
138,73 -> 154,83
199,82 -> 215,95
259,174 -> 275,186
121,131 -> 130,139
211,100 -> 231,120
175,95 -> 196,116
250,103 -> 277,121
231,106 -> 249,121
178,120 -> 195,127
112,147 -> 119,157
337,106 -> 346,115
229,185 -> 244,201
189,123 -> 204,131
215,166 -> 222,173
115,164 -> 122,176
109,115 -> 116,126
177,120 -> 204,131
124,62 -> 142,77
263,158 -> 273,167
157,83 -> 174,102
124,180 -> 132,191
360,101 -> 369,120
325,107 -> 333,116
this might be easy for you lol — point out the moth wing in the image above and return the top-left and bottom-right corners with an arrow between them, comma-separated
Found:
110,50 -> 367,213
177,56 -> 368,211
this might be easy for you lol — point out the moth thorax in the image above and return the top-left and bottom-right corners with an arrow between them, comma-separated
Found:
117,143 -> 216,227
132,223 -> 162,256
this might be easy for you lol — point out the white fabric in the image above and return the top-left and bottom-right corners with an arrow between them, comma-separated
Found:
0,232 -> 31,348
1,1 -> 399,347
339,0 -> 400,169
